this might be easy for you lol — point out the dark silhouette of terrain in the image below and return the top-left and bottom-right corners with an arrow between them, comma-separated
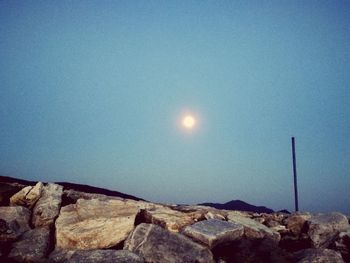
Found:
199,200 -> 275,214
0,175 -> 143,201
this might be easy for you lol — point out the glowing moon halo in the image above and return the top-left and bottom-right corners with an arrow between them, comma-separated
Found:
182,115 -> 196,129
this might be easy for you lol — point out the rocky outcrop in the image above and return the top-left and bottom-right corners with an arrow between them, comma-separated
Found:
0,206 -> 31,242
307,212 -> 349,248
124,223 -> 215,263
294,248 -> 345,263
55,198 -> 139,249
32,183 -> 63,227
50,249 -> 144,263
1,180 -> 350,262
182,219 -> 244,248
8,226 -> 51,262
10,182 -> 43,209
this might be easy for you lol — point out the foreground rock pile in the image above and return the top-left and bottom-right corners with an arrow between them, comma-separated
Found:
1,182 -> 349,262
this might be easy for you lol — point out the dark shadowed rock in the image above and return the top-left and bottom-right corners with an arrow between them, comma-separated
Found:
182,219 -> 244,249
32,183 -> 63,227
333,227 -> 350,262
10,182 -> 43,209
49,249 -> 144,263
8,226 -> 51,262
55,198 -> 140,249
124,223 -> 214,263
0,206 -> 30,242
307,212 -> 349,248
294,248 -> 345,263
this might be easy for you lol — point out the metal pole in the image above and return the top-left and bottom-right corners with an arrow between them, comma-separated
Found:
291,137 -> 299,212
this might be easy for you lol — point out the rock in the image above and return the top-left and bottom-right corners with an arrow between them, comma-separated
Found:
0,183 -> 24,206
333,227 -> 350,262
182,219 -> 244,249
124,223 -> 214,263
8,226 -> 51,262
32,183 -> 63,227
227,212 -> 280,242
294,248 -> 345,263
139,207 -> 195,232
10,182 -> 43,208
0,206 -> 31,242
285,212 -> 312,236
49,249 -> 144,263
205,211 -> 226,221
307,212 -> 349,248
55,198 -> 139,249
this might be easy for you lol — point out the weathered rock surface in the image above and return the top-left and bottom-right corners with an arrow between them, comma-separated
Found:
55,198 -> 139,249
182,219 -> 244,248
285,212 -> 312,236
124,223 -> 214,263
139,206 -> 195,232
49,249 -> 144,263
227,212 -> 280,242
32,183 -> 63,227
10,182 -> 43,209
0,206 -> 31,242
294,248 -> 345,263
333,227 -> 350,261
307,212 -> 349,248
8,226 -> 51,262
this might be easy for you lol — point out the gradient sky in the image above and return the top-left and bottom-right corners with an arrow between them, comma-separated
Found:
1,1 -> 349,214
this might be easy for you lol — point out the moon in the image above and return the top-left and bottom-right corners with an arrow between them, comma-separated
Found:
182,115 -> 196,129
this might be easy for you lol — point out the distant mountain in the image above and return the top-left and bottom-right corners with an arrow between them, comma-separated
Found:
199,200 -> 275,214
0,175 -> 143,202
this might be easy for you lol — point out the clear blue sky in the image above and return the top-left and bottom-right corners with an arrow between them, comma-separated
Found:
1,1 -> 349,214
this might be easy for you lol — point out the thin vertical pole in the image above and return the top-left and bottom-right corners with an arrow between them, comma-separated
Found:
291,137 -> 299,212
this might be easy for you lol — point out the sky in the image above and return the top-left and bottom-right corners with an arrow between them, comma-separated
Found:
0,1 -> 349,214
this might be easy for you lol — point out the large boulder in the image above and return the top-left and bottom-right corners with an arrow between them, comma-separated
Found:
182,219 -> 244,249
55,198 -> 139,249
307,212 -> 349,248
32,183 -> 63,227
227,212 -> 280,242
293,248 -> 345,263
284,212 -> 312,236
139,206 -> 195,232
0,206 -> 31,242
124,223 -> 214,263
49,249 -> 144,263
8,226 -> 51,262
10,182 -> 43,209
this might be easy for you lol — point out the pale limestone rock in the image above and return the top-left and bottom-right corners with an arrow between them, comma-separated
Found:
333,227 -> 350,261
182,219 -> 244,248
124,223 -> 214,263
294,248 -> 345,263
307,212 -> 349,248
0,206 -> 31,242
55,198 -> 139,249
32,183 -> 63,227
49,249 -> 144,263
140,206 -> 195,232
10,182 -> 43,208
8,226 -> 50,262
227,212 -> 280,242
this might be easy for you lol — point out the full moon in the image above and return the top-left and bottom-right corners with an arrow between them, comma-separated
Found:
182,115 -> 196,129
